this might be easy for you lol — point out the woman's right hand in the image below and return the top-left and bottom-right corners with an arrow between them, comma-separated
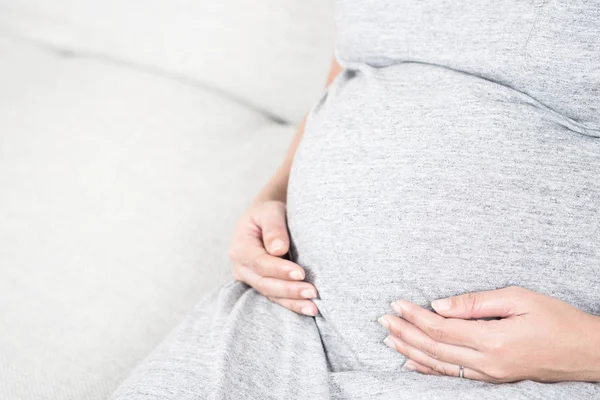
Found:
228,200 -> 319,316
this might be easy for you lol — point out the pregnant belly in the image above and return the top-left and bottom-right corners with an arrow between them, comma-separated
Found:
286,63 -> 600,372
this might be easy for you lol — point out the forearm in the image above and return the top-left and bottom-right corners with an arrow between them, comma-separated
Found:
254,57 -> 342,205
254,118 -> 307,204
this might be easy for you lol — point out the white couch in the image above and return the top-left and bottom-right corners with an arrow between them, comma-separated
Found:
0,1 -> 333,398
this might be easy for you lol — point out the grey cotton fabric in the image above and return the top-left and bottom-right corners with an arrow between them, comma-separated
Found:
111,1 -> 600,399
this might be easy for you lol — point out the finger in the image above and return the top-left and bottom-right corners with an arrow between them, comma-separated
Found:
403,360 -> 442,375
384,335 -> 493,382
235,264 -> 318,299
254,201 -> 290,256
430,287 -> 527,319
247,248 -> 306,280
379,314 -> 483,367
404,360 -> 493,382
232,242 -> 305,281
390,300 -> 487,349
267,297 -> 319,317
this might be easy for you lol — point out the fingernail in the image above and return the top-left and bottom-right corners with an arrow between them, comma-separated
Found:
431,298 -> 450,312
390,301 -> 403,317
377,316 -> 390,330
383,336 -> 396,350
289,270 -> 303,280
300,289 -> 317,299
301,307 -> 316,316
404,360 -> 417,371
270,239 -> 285,252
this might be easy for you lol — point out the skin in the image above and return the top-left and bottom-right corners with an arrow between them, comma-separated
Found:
229,59 -> 600,382
229,58 -> 343,316
378,286 -> 600,383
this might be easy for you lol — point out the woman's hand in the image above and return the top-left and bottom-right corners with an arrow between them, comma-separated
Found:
228,200 -> 319,316
378,286 -> 600,383
227,58 -> 341,317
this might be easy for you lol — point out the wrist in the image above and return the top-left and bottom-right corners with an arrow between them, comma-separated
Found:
253,169 -> 289,204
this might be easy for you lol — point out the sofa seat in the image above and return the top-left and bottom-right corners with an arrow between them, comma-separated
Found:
0,35 -> 297,399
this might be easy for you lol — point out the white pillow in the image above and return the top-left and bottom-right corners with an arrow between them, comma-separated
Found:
0,0 -> 334,123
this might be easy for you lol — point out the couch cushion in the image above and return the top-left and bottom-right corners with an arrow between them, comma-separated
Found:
0,36 -> 295,400
0,0 -> 334,123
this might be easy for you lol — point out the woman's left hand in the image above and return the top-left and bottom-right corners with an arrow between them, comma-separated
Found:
378,286 -> 600,383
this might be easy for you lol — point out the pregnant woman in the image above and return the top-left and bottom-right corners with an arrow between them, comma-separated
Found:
112,1 -> 600,399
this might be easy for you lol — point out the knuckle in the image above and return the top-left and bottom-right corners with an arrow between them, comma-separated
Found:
427,321 -> 446,342
483,334 -> 507,353
441,364 -> 456,377
390,324 -> 403,339
432,362 -> 449,376
264,221 -> 287,235
491,339 -> 505,353
255,277 -> 269,294
460,292 -> 483,315
281,281 -> 296,297
424,340 -> 441,360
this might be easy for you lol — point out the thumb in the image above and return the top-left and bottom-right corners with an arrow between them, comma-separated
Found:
431,287 -> 523,319
256,202 -> 290,256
